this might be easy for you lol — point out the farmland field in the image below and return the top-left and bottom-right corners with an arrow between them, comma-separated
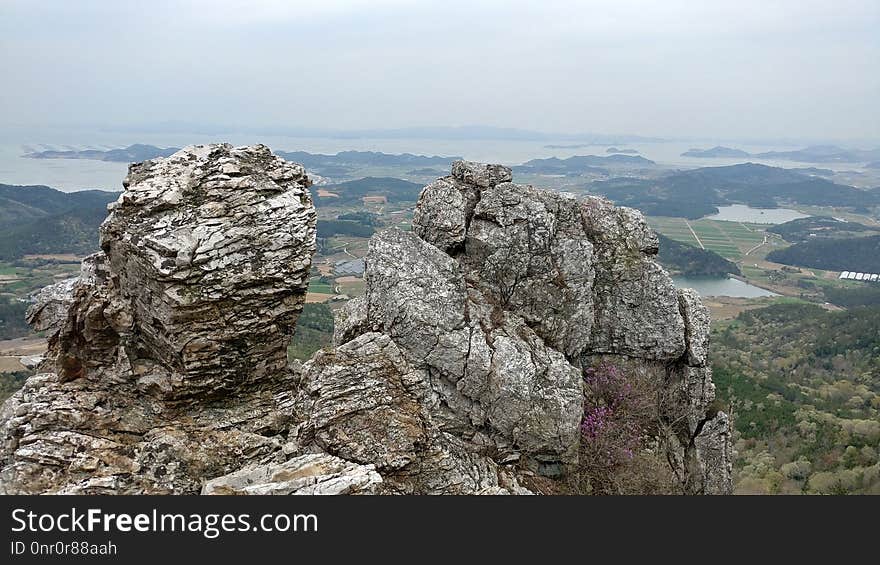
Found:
649,217 -> 768,261
308,278 -> 334,294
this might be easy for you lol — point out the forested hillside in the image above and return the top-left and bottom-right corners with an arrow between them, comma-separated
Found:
712,303 -> 880,494
767,235 -> 880,273
0,184 -> 118,259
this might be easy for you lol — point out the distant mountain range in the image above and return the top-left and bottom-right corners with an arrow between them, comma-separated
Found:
789,167 -> 835,177
605,148 -> 639,154
754,145 -> 880,163
0,184 -> 119,259
682,145 -> 880,164
590,163 -> 880,219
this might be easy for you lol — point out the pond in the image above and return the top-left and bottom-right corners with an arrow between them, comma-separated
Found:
703,204 -> 810,224
672,276 -> 778,298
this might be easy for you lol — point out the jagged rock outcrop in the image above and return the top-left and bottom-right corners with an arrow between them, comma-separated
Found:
301,160 -> 731,493
0,152 -> 731,495
0,144 -> 317,494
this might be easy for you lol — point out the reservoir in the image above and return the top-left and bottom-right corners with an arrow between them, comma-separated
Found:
703,204 -> 809,224
672,276 -> 778,298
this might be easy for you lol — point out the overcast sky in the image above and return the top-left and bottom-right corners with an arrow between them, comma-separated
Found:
1,0 -> 877,141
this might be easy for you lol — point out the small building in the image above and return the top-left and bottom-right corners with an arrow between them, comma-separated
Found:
839,271 -> 851,279
870,274 -> 879,282
855,273 -> 865,280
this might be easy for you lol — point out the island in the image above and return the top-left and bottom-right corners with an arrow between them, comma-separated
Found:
24,144 -> 179,162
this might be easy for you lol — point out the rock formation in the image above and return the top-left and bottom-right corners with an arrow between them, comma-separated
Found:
0,144 -> 325,494
0,148 -> 731,495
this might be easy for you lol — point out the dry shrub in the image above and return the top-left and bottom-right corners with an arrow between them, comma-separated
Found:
567,362 -> 677,495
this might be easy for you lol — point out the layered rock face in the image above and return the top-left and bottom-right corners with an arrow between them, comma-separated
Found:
102,145 -> 316,396
0,152 -> 731,495
0,144 -> 324,494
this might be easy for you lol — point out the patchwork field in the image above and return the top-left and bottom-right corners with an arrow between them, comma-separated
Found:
649,217 -> 768,261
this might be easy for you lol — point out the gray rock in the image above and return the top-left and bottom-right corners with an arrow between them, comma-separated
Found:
294,332 -> 535,494
202,453 -> 382,495
26,276 -> 78,335
693,412 -> 733,495
412,177 -> 470,252
323,160 -> 729,493
678,288 -> 711,367
451,160 -> 513,188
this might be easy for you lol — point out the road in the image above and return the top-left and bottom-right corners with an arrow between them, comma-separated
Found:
684,220 -> 705,249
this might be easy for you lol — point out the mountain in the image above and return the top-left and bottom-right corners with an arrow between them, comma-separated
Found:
514,154 -> 654,175
24,144 -> 179,162
605,147 -> 639,154
682,146 -> 750,158
590,163 -> 880,219
657,234 -> 740,277
0,184 -> 119,259
766,235 -> 880,273
753,145 -> 880,164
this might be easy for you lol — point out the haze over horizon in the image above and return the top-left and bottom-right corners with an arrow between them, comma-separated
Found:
1,0 -> 878,143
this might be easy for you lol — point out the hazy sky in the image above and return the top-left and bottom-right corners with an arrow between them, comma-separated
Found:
1,0 -> 878,141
